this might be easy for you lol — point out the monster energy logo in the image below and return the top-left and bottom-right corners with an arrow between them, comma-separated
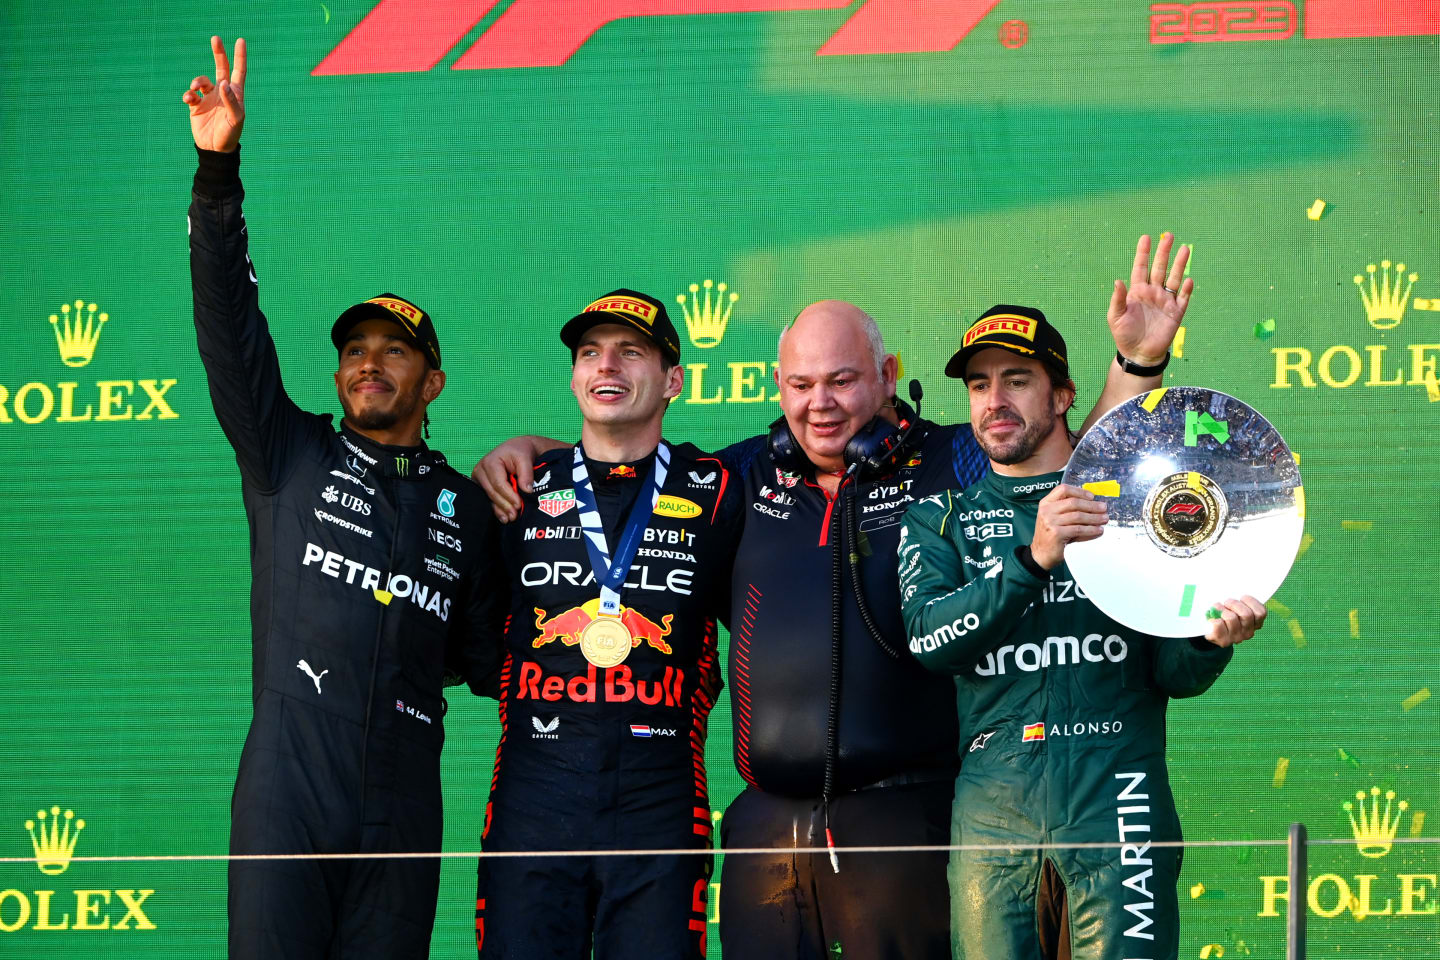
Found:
395,455 -> 409,476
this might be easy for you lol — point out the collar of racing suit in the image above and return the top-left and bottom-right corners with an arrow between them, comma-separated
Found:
340,425 -> 448,480
979,468 -> 1065,502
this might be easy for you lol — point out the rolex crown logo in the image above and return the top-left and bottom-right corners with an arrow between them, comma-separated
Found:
1353,260 -> 1417,330
25,806 -> 85,875
677,279 -> 738,349
1343,786 -> 1408,858
49,299 -> 110,367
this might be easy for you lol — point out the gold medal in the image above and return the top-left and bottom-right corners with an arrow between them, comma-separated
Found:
579,615 -> 633,668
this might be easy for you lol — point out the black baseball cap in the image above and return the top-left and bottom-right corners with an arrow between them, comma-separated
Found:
560,288 -> 681,365
944,304 -> 1069,382
331,293 -> 441,369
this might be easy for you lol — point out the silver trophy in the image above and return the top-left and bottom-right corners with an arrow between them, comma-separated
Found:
1061,387 -> 1304,637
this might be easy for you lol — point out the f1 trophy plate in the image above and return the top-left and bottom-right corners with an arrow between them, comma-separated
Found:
1060,387 -> 1304,638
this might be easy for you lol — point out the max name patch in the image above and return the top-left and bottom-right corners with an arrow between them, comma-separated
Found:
962,314 -> 1037,346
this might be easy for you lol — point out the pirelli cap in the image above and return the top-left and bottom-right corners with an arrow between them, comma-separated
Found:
945,304 -> 1069,382
561,288 -> 681,365
331,293 -> 442,369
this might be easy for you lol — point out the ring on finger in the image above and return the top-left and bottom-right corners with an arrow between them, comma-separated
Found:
1163,285 -> 1178,295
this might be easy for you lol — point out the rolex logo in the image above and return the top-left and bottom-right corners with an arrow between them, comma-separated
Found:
677,279 -> 738,349
1344,786 -> 1408,858
48,300 -> 109,367
1354,260 -> 1417,330
25,806 -> 85,876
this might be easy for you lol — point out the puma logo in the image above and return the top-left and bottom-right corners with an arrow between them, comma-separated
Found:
297,659 -> 329,694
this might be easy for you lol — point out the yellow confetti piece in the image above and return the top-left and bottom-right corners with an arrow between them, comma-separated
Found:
1273,757 -> 1290,788
1411,811 -> 1426,836
1140,388 -> 1167,412
1349,609 -> 1360,639
1307,199 -> 1326,220
1173,326 -> 1187,359
1200,946 -> 1225,959
1187,472 -> 1203,491
1297,532 -> 1314,557
1083,480 -> 1121,497
1266,599 -> 1293,618
1190,882 -> 1206,899
1292,451 -> 1300,464
896,352 -> 904,380
1403,688 -> 1431,712
1341,520 -> 1373,532
1294,486 -> 1305,519
1414,297 -> 1439,311
373,589 -> 393,605
1289,619 -> 1306,647
1425,376 -> 1440,402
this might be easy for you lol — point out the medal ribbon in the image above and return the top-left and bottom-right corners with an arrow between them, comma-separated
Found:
571,443 -> 670,617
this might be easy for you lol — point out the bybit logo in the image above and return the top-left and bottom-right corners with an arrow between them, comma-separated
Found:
1271,258 -> 1439,394
3,808 -> 156,933
2,301 -> 180,426
677,279 -> 738,349
49,301 -> 108,367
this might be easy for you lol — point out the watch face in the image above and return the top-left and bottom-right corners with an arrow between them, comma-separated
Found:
1061,386 -> 1303,637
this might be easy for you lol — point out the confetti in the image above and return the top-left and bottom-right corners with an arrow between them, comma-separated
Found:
1413,298 -> 1439,311
1341,520 -> 1373,532
1184,248 -> 1192,278
1253,318 -> 1276,340
1297,532 -> 1314,557
1266,599 -> 1293,618
1295,486 -> 1306,520
373,589 -> 393,605
1179,584 -> 1197,617
1191,883 -> 1206,899
1349,609 -> 1360,639
1083,480 -> 1121,497
1141,389 -> 1168,413
1174,326 -> 1187,358
1289,619 -> 1305,647
1425,376 -> 1440,402
1206,607 -> 1223,620
321,2 -> 331,23
1411,811 -> 1426,836
1307,199 -> 1326,220
1337,747 -> 1361,768
1200,946 -> 1224,959
1291,452 -> 1300,464
1403,688 -> 1431,712
1273,757 -> 1290,788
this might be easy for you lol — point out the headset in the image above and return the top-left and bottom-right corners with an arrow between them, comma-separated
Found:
767,379 -> 927,479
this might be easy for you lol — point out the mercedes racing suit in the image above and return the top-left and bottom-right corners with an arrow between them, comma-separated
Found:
717,421 -> 989,960
190,147 -> 505,959
899,470 -> 1234,960
476,444 -> 740,960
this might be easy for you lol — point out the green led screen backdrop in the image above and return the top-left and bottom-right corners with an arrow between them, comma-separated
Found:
1,1 -> 1437,956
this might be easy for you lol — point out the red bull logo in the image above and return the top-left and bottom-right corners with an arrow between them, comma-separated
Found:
608,464 -> 638,479
518,661 -> 685,706
532,601 -> 675,654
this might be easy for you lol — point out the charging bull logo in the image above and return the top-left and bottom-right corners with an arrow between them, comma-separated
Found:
533,600 -> 675,654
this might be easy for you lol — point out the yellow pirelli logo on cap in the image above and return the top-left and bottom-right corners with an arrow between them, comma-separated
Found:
962,314 -> 1037,348
585,296 -> 657,327
368,296 -> 423,330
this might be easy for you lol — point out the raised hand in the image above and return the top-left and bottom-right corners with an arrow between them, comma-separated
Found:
1107,233 -> 1191,367
182,37 -> 246,153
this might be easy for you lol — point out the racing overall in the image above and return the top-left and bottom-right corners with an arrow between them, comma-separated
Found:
476,443 -> 739,959
899,470 -> 1233,960
190,147 -> 505,958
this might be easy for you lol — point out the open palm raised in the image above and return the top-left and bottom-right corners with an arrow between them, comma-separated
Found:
1107,232 -> 1192,367
182,36 -> 246,153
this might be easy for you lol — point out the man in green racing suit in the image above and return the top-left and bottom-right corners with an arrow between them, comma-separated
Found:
899,296 -> 1267,960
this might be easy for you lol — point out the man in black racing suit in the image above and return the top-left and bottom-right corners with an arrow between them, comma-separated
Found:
184,36 -> 504,958
475,290 -> 742,959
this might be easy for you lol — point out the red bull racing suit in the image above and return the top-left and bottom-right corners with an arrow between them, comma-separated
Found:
476,444 -> 740,959
189,147 -> 505,958
716,422 -> 989,959
899,470 -> 1234,960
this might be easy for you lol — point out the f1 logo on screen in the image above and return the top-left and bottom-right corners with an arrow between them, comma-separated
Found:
313,0 -> 1440,74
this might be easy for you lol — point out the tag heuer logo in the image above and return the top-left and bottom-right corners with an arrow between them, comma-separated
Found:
537,490 -> 577,517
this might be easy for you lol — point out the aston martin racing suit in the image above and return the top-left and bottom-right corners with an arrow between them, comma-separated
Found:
476,444 -> 740,959
190,147 -> 505,958
899,470 -> 1233,960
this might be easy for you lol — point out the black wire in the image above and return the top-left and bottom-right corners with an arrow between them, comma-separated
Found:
822,496 -> 842,808
844,481 -> 905,660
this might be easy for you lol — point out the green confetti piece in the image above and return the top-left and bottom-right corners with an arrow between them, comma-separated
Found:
321,2 -> 331,23
830,941 -> 843,957
1253,318 -> 1276,340
1236,846 -> 1252,864
1337,747 -> 1361,768
1184,410 -> 1230,446
1179,584 -> 1196,617
1206,606 -> 1223,620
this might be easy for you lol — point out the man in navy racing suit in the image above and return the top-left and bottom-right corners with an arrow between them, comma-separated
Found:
184,36 -> 504,958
